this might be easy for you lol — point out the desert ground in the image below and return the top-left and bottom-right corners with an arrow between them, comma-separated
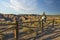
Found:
0,15 -> 60,40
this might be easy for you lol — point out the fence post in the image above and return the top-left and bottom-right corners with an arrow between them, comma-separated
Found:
39,17 -> 41,31
0,35 -> 3,40
14,20 -> 19,40
52,19 -> 54,27
41,19 -> 44,32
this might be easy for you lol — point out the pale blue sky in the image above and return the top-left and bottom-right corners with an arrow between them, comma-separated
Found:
0,0 -> 60,15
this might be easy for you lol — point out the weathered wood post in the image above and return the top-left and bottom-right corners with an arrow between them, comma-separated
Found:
39,17 -> 41,31
52,19 -> 54,27
14,20 -> 19,40
0,35 -> 3,40
41,19 -> 44,32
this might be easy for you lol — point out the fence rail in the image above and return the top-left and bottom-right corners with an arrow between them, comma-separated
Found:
0,19 -> 58,40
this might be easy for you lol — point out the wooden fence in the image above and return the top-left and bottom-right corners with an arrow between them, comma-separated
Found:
0,19 -> 56,40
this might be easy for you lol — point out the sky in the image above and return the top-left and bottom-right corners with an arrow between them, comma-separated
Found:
0,0 -> 60,15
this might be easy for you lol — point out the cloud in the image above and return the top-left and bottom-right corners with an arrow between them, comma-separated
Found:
2,0 -> 37,14
10,0 -> 36,11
